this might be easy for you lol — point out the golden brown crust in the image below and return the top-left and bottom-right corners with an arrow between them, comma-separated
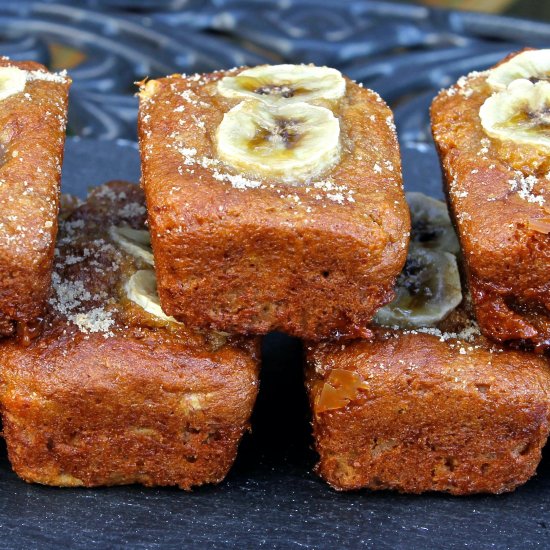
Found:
306,330 -> 550,494
138,67 -> 410,339
431,51 -> 550,351
0,181 -> 259,489
2,332 -> 258,489
0,59 -> 71,336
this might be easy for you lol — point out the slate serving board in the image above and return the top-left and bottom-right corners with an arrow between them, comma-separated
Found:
0,138 -> 548,550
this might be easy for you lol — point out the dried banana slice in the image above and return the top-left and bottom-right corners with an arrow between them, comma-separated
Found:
216,100 -> 340,182
374,245 -> 462,329
487,49 -> 550,91
110,225 -> 154,266
479,79 -> 550,148
217,64 -> 345,104
0,66 -> 26,101
125,269 -> 179,323
406,192 -> 460,254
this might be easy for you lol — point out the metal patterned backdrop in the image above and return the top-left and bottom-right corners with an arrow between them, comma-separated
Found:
2,0 -> 550,143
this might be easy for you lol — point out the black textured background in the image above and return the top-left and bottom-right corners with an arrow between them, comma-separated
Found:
1,2 -> 550,548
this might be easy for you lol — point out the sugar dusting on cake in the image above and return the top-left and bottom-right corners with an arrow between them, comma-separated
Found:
50,222 -> 119,337
49,184 -> 149,338
508,171 -> 545,206
166,134 -> 358,202
443,70 -> 489,98
50,271 -> 115,336
139,70 -> 403,208
0,55 -> 69,85
26,69 -> 69,84
398,322 -> 481,344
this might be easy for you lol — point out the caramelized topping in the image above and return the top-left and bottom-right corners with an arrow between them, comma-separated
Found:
528,75 -> 550,84
501,108 -> 550,136
256,84 -> 295,98
16,319 -> 43,346
234,74 -> 319,100
248,117 -> 303,157
315,368 -> 369,414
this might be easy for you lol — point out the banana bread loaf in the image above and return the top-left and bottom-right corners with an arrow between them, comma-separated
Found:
138,64 -> 410,340
431,49 -> 550,351
0,59 -> 70,338
306,192 -> 550,494
306,328 -> 550,494
0,181 -> 259,489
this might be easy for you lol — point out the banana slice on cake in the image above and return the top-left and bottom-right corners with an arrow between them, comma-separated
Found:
217,64 -> 345,104
216,100 -> 340,182
0,66 -> 26,101
479,79 -> 550,148
374,245 -> 462,329
487,49 -> 550,91
110,226 -> 154,266
406,192 -> 460,254
125,269 -> 180,323
375,193 -> 462,329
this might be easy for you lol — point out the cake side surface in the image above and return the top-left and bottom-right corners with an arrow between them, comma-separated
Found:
0,58 -> 71,337
306,331 -> 550,494
2,331 -> 258,489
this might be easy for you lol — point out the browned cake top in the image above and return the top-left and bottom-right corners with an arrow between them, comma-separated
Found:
308,306 -> 550,416
137,65 -> 409,257
5,181 -> 257,363
309,326 -> 550,392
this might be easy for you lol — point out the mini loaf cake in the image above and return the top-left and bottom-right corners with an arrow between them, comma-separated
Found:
431,49 -> 550,352
305,193 -> 550,495
0,181 -> 259,489
138,64 -> 410,340
0,58 -> 71,338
